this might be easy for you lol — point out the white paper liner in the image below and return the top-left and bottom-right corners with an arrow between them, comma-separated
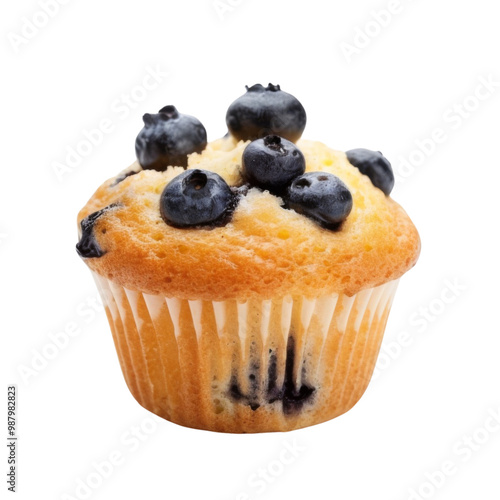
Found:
92,271 -> 399,432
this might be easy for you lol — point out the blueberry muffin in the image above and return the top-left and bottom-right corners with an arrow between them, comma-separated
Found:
76,84 -> 420,433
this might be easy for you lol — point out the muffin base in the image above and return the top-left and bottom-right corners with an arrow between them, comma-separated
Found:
93,272 -> 398,433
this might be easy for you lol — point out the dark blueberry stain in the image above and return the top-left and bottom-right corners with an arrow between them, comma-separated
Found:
111,170 -> 139,186
227,337 -> 315,415
280,337 -> 315,415
229,373 -> 260,411
248,362 -> 260,410
76,204 -> 119,258
267,352 -> 280,402
229,377 -> 245,401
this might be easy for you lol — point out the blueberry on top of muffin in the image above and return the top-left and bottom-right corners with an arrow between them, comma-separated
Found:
346,148 -> 394,196
76,204 -> 120,258
77,84 -> 408,300
241,135 -> 305,194
159,169 -> 237,228
226,83 -> 307,142
135,105 -> 207,171
286,172 -> 353,230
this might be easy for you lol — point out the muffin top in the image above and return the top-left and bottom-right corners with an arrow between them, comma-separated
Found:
77,85 -> 420,300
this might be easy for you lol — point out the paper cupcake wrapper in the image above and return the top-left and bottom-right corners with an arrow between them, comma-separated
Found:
92,271 -> 398,432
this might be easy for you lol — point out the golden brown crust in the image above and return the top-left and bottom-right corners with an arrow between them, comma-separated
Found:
77,138 -> 420,300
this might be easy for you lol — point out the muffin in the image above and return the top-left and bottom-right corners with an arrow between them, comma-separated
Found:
76,84 -> 420,433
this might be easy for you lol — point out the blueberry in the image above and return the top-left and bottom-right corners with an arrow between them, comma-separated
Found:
345,148 -> 394,195
160,169 -> 235,228
226,84 -> 307,143
135,105 -> 207,171
286,172 -> 353,229
76,204 -> 119,258
111,169 -> 139,186
242,135 -> 306,194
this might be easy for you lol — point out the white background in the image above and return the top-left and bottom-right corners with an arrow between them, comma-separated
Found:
2,0 -> 500,499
